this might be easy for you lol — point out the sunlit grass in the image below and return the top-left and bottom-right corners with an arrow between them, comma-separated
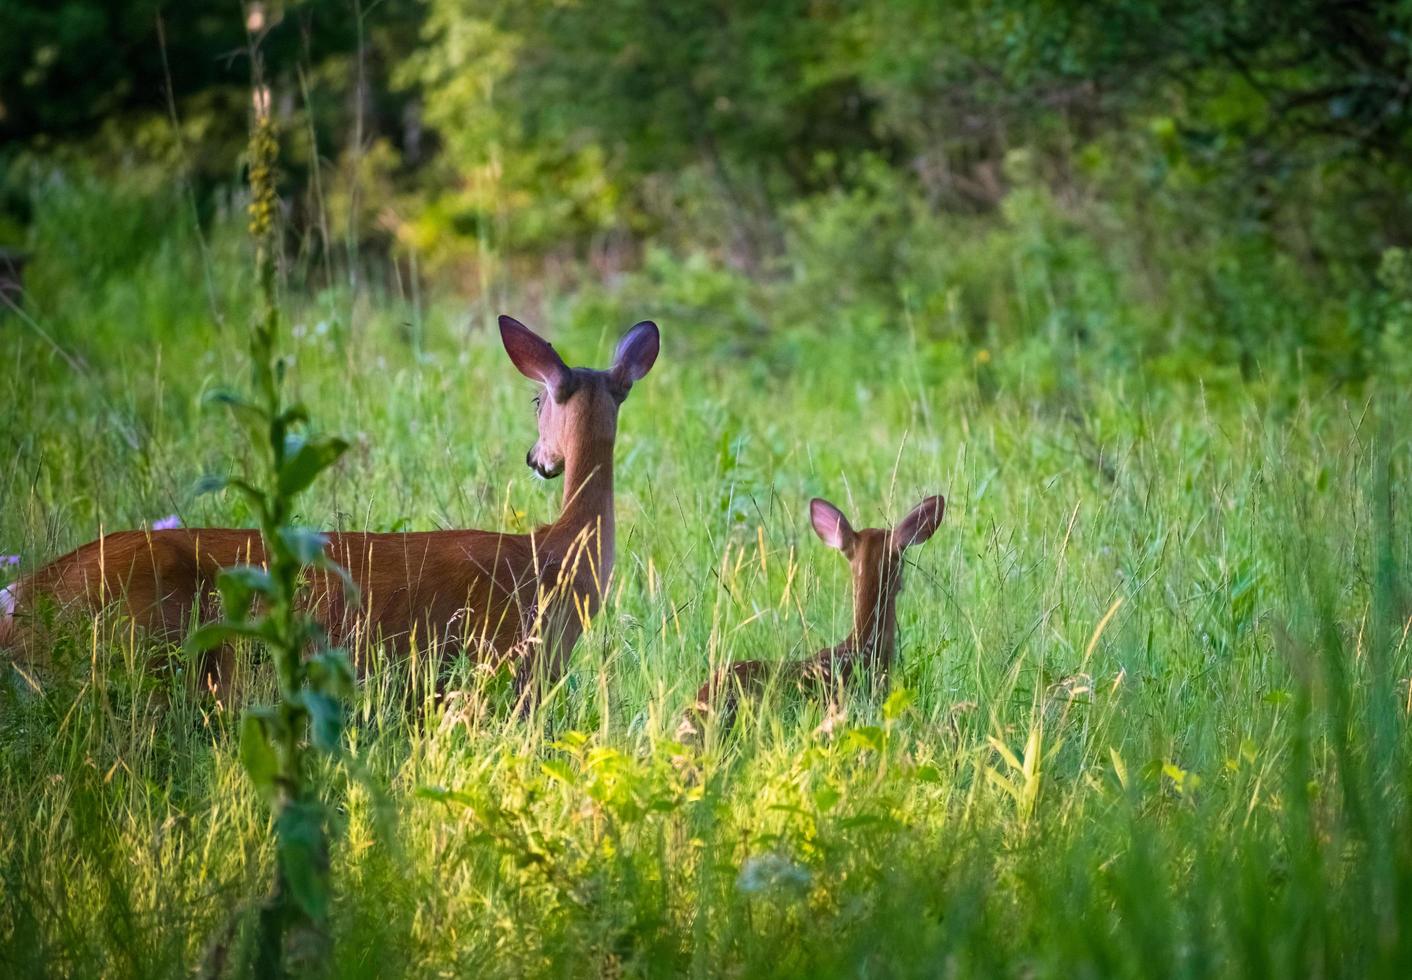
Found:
2,189 -> 1410,977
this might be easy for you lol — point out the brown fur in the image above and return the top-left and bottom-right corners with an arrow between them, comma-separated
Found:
682,495 -> 944,737
1,316 -> 659,706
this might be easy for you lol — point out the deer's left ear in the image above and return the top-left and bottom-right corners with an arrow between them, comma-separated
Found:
893,495 -> 945,549
610,320 -> 660,393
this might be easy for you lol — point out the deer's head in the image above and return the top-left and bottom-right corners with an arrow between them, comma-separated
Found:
499,315 -> 660,479
809,495 -> 946,613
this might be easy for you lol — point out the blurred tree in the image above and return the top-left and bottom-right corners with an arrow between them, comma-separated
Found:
4,0 -> 1410,290
0,1 -> 423,191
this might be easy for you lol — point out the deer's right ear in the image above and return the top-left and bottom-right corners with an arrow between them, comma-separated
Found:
810,498 -> 856,553
500,315 -> 571,394
610,320 -> 660,392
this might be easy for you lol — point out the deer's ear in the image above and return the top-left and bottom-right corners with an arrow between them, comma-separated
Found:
610,320 -> 660,392
810,498 -> 856,553
893,495 -> 945,549
500,315 -> 571,394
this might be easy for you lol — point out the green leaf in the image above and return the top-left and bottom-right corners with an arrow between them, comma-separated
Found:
202,387 -> 268,444
306,648 -> 355,700
278,526 -> 331,565
843,725 -> 886,753
304,691 -> 344,753
275,800 -> 330,922
186,620 -> 266,653
541,759 -> 576,784
278,436 -> 349,497
216,565 -> 274,619
912,763 -> 943,784
203,386 -> 267,424
193,473 -> 229,496
219,478 -> 269,519
281,403 -> 311,428
882,687 -> 915,722
239,712 -> 280,803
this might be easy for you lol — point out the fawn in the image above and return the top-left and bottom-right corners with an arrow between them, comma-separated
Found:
681,494 -> 944,737
0,315 -> 659,704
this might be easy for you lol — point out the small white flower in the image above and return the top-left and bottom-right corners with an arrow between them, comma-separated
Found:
736,853 -> 811,895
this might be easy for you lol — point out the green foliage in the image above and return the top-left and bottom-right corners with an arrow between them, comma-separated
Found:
3,179 -> 1412,975
182,109 -> 356,974
4,2 -> 1412,975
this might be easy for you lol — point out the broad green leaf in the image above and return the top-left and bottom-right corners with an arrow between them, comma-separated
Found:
202,386 -> 267,425
216,564 -> 274,618
882,687 -> 915,721
275,801 -> 330,922
281,402 -> 310,428
278,526 -> 331,565
201,387 -> 268,444
239,712 -> 279,802
306,648 -> 355,699
278,436 -> 349,497
304,691 -> 344,753
844,726 -> 885,753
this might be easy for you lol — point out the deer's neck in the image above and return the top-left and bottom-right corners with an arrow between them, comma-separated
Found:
849,577 -> 899,668
546,433 -> 617,593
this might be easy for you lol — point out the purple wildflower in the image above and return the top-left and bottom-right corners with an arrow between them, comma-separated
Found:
151,515 -> 182,531
1,554 -> 19,567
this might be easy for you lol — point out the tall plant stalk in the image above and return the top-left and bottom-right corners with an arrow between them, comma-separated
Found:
189,47 -> 356,978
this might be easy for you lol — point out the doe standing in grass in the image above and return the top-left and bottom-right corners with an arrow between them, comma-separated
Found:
682,494 -> 945,737
0,315 -> 659,707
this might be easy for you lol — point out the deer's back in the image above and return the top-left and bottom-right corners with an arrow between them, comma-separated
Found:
5,526 -> 547,664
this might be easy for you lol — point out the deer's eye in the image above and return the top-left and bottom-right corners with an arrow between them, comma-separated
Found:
531,394 -> 542,413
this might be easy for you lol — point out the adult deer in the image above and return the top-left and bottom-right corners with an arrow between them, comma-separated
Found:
1,315 -> 659,705
681,494 -> 944,737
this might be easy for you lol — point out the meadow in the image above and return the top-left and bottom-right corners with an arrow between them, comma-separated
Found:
1,172 -> 1409,979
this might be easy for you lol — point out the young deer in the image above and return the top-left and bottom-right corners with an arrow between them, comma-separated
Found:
0,315 -> 659,705
681,495 -> 944,737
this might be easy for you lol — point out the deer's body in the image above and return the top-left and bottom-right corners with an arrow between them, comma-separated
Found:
685,495 -> 944,734
1,316 -> 658,701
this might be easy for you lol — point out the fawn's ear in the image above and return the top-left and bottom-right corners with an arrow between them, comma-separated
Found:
500,315 -> 571,395
810,498 -> 857,553
893,495 -> 945,549
610,320 -> 660,393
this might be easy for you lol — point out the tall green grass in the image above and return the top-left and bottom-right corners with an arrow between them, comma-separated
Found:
1,179 -> 1409,977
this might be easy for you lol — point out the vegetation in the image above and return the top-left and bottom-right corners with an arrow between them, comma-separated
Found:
2,1 -> 1411,977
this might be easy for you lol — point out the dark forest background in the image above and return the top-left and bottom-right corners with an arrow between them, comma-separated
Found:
3,0 -> 1411,381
